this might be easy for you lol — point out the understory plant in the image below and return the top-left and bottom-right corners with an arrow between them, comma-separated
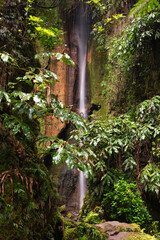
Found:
102,179 -> 152,228
71,95 -> 160,232
0,166 -> 59,240
63,220 -> 107,240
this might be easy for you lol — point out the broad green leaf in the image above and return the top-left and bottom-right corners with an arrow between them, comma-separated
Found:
12,124 -> 21,135
22,124 -> 32,140
1,53 -> 9,62
3,92 -> 11,103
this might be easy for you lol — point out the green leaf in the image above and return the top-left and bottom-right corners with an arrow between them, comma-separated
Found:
3,92 -> 11,103
0,90 -> 4,102
12,124 -> 21,135
22,124 -> 32,140
52,147 -> 64,164
1,53 -> 9,62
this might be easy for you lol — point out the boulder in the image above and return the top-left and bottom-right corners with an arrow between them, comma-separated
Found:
95,221 -> 156,240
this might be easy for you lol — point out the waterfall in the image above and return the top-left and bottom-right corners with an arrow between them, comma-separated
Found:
79,170 -> 86,209
77,2 -> 89,209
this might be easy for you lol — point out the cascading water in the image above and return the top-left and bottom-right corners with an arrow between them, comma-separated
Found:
77,2 -> 89,209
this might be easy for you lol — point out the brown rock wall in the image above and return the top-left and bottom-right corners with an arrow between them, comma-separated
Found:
45,43 -> 69,137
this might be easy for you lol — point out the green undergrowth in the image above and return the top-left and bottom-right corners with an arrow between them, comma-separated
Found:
102,180 -> 152,228
63,219 -> 108,240
63,211 -> 157,240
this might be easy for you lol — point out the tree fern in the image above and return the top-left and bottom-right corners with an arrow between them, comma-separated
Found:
129,0 -> 160,17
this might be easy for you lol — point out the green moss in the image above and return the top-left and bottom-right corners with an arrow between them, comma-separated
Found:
127,233 -> 156,240
88,42 -> 109,119
130,224 -> 141,233
63,219 -> 108,240
116,223 -> 141,233
63,227 -> 77,240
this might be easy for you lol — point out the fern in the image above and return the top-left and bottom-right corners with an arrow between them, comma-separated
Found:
129,0 -> 160,17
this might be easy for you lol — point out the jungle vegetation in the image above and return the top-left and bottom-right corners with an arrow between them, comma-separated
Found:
0,0 -> 160,239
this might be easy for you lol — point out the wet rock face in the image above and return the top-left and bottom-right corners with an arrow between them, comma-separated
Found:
44,2 -> 91,212
58,164 -> 80,212
95,221 -> 140,234
55,3 -> 90,212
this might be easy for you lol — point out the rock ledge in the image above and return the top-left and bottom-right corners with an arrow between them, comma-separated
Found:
95,221 -> 155,240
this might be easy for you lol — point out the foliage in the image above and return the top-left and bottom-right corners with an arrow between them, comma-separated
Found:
63,220 -> 107,240
91,13 -> 124,50
0,164 -> 59,240
35,51 -> 75,66
70,96 -> 160,228
69,95 -> 159,170
0,0 -> 76,239
84,210 -> 101,224
102,180 -> 152,228
129,0 -> 160,17
100,10 -> 160,105
152,138 -> 160,158
88,0 -> 160,113
46,95 -> 160,200
140,163 -> 160,194
0,61 -> 74,162
80,0 -> 160,233
1,0 -> 160,237
28,14 -> 63,50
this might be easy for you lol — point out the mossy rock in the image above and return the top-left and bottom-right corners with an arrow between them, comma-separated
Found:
119,232 -> 156,240
116,223 -> 141,233
95,221 -> 141,234
64,219 -> 108,240
95,221 -> 156,240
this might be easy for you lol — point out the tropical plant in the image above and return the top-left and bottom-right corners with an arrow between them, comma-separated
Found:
129,0 -> 160,17
102,180 -> 152,228
68,96 -> 160,225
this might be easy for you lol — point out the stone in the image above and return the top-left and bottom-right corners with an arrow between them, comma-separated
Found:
95,221 -> 141,234
109,232 -> 155,240
95,221 -> 156,240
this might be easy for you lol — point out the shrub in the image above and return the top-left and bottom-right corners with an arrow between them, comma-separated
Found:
84,210 -> 101,224
102,180 -> 152,228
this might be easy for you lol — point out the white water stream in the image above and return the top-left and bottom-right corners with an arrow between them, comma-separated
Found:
77,3 -> 88,209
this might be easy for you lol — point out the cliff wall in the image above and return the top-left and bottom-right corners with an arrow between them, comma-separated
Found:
88,0 -> 160,118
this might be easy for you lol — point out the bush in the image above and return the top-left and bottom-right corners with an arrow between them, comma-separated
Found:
63,221 -> 107,240
102,180 -> 152,228
84,210 -> 101,224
